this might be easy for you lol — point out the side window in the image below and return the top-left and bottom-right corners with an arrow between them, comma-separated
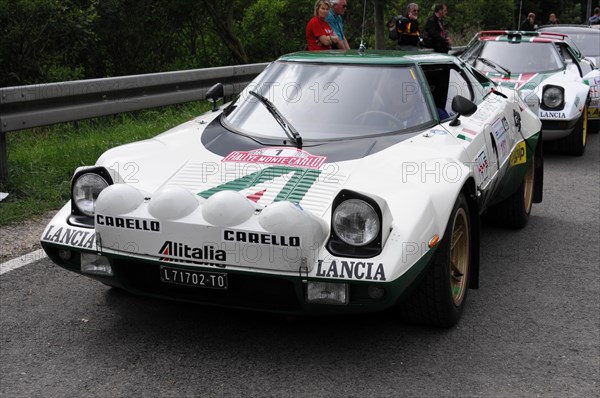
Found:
554,43 -> 583,76
446,69 -> 473,116
557,43 -> 583,76
558,43 -> 575,63
422,65 -> 475,120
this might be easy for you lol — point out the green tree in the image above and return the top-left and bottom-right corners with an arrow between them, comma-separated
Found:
201,0 -> 248,64
91,0 -> 186,76
0,0 -> 96,86
1,0 -> 587,87
453,0 -> 514,42
242,0 -> 310,61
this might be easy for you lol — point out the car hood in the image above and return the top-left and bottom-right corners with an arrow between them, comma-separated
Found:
485,72 -> 556,90
96,111 -> 462,219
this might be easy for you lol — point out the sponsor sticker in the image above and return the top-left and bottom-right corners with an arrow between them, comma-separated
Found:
492,117 -> 510,161
42,225 -> 96,250
158,241 -> 227,265
540,111 -> 566,119
222,148 -> 326,169
590,79 -> 599,98
96,214 -> 160,232
223,229 -> 301,247
316,260 -> 386,281
510,142 -> 527,166
423,129 -> 449,137
475,150 -> 490,180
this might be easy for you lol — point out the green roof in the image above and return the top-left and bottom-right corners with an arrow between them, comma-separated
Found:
277,50 -> 456,65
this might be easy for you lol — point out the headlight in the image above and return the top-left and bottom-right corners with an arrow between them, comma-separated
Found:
542,86 -> 564,109
72,173 -> 109,216
327,190 -> 392,258
332,199 -> 380,246
519,89 -> 540,114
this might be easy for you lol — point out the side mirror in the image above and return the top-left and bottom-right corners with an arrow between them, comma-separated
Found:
206,83 -> 224,112
449,95 -> 478,126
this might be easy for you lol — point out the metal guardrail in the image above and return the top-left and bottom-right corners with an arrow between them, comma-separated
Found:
0,63 -> 269,182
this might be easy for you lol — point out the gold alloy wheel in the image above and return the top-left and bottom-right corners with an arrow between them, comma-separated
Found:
523,154 -> 535,214
450,208 -> 469,306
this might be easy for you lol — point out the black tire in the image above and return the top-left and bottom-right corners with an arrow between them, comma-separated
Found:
398,193 -> 471,328
560,108 -> 587,156
589,119 -> 599,135
483,152 -> 535,229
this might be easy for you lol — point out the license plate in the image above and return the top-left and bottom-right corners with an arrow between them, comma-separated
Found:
160,266 -> 228,290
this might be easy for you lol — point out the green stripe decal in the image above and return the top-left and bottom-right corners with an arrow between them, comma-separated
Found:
275,168 -> 321,202
457,134 -> 472,142
198,166 -> 321,203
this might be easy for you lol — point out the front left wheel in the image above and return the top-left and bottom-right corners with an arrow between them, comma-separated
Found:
398,193 -> 471,328
560,108 -> 587,156
483,151 -> 535,229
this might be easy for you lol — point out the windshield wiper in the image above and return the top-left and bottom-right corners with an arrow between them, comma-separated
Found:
249,90 -> 302,148
477,57 -> 511,76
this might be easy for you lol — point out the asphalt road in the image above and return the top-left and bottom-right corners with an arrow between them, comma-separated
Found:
1,134 -> 598,397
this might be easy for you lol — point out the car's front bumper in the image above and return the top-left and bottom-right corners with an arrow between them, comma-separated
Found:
41,241 -> 438,316
540,117 -> 580,140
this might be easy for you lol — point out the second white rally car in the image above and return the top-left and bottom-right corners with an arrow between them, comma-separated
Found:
41,51 -> 543,327
460,30 -> 600,155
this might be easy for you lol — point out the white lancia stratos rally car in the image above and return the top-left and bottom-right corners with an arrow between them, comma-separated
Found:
460,30 -> 600,156
41,51 -> 543,327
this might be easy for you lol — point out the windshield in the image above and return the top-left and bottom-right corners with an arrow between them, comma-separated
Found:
562,32 -> 599,56
223,61 -> 434,140
476,41 -> 564,73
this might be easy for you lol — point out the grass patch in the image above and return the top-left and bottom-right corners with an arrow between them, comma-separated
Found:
0,102 -> 212,226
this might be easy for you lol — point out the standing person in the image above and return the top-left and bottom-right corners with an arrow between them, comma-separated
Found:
326,0 -> 350,49
547,13 -> 560,25
424,4 -> 451,54
392,3 -> 422,51
306,0 -> 340,51
589,8 -> 600,25
520,12 -> 537,31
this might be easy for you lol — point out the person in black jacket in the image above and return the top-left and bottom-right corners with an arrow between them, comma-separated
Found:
392,3 -> 422,51
424,4 -> 450,54
520,12 -> 537,31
